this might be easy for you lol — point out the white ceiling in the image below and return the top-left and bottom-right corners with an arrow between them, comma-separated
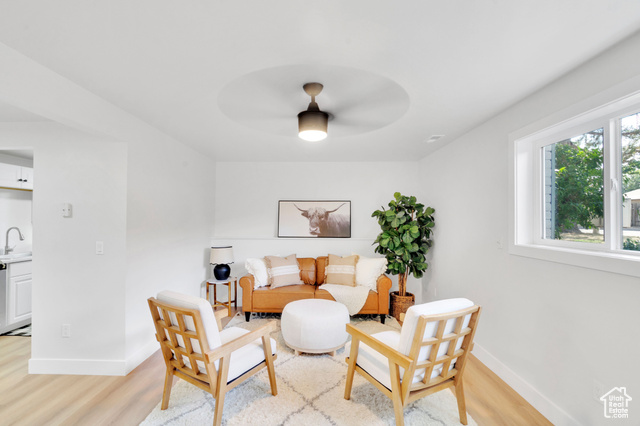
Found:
0,149 -> 34,160
0,100 -> 48,123
1,1 -> 640,161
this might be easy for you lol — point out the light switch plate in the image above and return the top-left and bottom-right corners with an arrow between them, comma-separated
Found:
62,203 -> 72,218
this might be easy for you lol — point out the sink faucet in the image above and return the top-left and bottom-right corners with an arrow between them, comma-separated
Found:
5,227 -> 25,255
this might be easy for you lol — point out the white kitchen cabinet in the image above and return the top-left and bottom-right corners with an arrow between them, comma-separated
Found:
0,163 -> 21,188
19,167 -> 33,190
8,273 -> 32,324
0,259 -> 32,333
0,163 -> 33,190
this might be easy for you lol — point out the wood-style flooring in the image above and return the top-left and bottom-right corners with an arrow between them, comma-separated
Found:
0,310 -> 552,426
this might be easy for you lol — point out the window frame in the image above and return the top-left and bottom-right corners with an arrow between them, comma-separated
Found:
510,90 -> 640,278
532,118 -> 609,251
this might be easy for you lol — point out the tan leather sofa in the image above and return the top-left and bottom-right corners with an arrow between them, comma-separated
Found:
239,256 -> 392,323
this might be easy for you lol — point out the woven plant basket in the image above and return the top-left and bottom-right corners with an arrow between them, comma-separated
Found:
390,291 -> 415,324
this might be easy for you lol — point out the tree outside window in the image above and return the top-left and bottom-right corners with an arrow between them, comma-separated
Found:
543,113 -> 640,250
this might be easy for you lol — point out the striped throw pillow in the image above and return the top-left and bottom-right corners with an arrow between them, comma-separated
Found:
325,254 -> 359,286
264,254 -> 303,288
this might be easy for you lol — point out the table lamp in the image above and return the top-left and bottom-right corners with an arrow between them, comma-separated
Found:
210,246 -> 234,280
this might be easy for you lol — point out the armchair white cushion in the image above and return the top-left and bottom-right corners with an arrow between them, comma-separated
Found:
345,330 -> 421,390
158,290 -> 222,349
219,326 -> 277,382
345,298 -> 474,389
150,291 -> 278,426
156,290 -> 276,383
344,298 -> 481,426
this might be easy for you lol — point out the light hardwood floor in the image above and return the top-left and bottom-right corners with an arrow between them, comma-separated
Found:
0,312 -> 552,426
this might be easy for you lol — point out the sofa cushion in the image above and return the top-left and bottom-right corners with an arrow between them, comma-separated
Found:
245,258 -> 269,289
297,257 -> 317,285
316,256 -> 328,285
325,254 -> 359,286
253,284 -> 316,310
356,256 -> 388,291
265,254 -> 303,288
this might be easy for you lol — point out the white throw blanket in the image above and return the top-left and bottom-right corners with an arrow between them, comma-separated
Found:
319,284 -> 371,315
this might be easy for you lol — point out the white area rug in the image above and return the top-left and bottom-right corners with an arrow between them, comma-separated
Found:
141,314 -> 476,426
1,323 -> 31,337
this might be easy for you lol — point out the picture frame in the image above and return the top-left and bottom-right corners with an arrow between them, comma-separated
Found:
277,200 -> 351,238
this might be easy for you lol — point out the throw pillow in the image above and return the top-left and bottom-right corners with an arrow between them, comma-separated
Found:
325,254 -> 359,286
355,256 -> 388,292
264,254 -> 303,288
245,258 -> 269,289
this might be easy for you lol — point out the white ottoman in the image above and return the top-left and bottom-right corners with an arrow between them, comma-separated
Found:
281,299 -> 350,355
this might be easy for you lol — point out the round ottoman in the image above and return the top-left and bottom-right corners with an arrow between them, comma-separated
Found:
281,299 -> 350,355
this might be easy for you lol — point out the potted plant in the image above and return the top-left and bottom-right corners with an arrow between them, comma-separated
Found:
372,192 -> 435,322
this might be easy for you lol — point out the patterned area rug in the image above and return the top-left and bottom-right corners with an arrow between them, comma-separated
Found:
1,324 -> 31,337
141,314 -> 476,426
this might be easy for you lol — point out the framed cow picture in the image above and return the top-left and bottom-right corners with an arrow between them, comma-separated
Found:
277,200 -> 351,238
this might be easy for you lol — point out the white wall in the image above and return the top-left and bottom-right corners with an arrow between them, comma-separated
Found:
124,137 -> 215,370
0,44 -> 216,375
0,123 -> 129,374
418,31 -> 640,425
0,121 -> 216,375
213,161 -> 428,302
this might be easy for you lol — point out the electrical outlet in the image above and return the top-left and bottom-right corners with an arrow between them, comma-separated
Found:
62,324 -> 71,338
593,380 -> 605,402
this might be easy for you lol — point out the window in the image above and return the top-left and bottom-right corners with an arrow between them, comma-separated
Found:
621,111 -> 640,251
511,91 -> 640,276
542,128 -> 605,245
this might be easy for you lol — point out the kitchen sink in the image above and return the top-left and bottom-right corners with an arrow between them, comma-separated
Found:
0,252 -> 32,261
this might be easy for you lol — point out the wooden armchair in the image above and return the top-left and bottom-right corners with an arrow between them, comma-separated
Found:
344,298 -> 481,426
148,291 -> 277,426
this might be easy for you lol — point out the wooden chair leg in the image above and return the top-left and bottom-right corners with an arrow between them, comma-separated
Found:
454,379 -> 468,425
344,359 -> 356,400
262,336 -> 278,396
212,357 -> 230,426
160,367 -> 175,410
344,339 -> 360,400
389,361 -> 405,426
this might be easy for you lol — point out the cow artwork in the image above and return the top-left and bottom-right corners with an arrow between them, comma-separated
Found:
278,201 -> 351,238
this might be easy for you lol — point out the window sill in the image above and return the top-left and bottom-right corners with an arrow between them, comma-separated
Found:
509,243 -> 640,278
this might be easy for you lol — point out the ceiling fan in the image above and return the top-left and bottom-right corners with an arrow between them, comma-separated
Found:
297,82 -> 329,142
216,65 -> 410,139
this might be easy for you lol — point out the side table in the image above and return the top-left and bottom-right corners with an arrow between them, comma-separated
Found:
206,276 -> 238,317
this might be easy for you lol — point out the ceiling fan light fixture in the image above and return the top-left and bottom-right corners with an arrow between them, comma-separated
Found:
298,110 -> 328,142
298,82 -> 328,142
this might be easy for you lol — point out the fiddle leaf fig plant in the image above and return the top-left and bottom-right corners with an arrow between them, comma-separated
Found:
372,192 -> 435,297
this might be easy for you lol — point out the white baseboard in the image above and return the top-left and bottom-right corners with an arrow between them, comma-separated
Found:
28,340 -> 159,376
27,336 -> 159,376
28,357 -> 127,376
125,339 -> 159,375
473,343 -> 580,426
